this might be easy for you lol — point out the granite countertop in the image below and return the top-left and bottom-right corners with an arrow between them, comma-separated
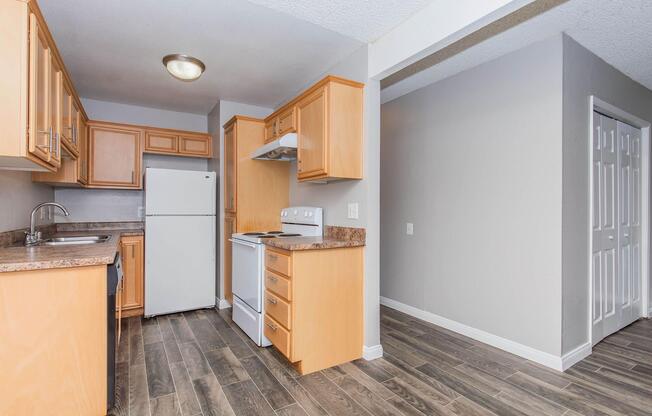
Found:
0,222 -> 143,273
263,225 -> 366,251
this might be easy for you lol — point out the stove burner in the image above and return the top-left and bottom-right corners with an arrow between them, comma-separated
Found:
278,233 -> 302,237
244,232 -> 265,236
265,231 -> 283,234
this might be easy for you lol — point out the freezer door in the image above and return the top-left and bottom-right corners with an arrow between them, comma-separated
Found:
145,215 -> 215,316
145,168 -> 216,215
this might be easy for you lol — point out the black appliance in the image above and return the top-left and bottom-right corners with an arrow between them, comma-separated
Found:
107,252 -> 122,410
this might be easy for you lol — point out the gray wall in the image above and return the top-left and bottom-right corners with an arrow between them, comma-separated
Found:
380,36 -> 564,356
561,35 -> 652,354
55,99 -> 209,223
288,44 -> 383,350
0,171 -> 54,232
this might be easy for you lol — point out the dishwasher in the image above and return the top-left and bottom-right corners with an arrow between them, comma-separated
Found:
107,252 -> 123,411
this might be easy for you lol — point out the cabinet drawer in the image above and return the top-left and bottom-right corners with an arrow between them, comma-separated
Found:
266,249 -> 291,276
265,290 -> 291,329
264,314 -> 291,360
265,270 -> 291,301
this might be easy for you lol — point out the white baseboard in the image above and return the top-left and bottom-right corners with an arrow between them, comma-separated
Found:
216,297 -> 231,310
380,296 -> 569,371
560,342 -> 592,370
363,344 -> 384,361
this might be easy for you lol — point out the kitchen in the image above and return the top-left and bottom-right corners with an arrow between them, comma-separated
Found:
0,1 -> 372,414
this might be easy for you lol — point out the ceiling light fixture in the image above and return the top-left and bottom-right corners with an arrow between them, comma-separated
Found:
162,54 -> 205,81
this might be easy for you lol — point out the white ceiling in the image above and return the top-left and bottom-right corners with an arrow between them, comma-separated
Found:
246,0 -> 436,43
382,0 -> 652,103
38,0 -> 364,114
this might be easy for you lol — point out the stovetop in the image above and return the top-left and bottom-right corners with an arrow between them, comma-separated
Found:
232,231 -> 304,244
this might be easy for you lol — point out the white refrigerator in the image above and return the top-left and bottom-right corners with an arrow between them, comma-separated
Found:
145,168 -> 216,316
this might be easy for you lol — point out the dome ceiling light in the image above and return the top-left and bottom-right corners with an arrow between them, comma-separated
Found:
162,54 -> 205,81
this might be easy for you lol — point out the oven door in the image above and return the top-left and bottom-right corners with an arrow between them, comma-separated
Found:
231,238 -> 264,312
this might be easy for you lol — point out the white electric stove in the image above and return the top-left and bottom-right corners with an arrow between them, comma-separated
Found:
230,206 -> 323,346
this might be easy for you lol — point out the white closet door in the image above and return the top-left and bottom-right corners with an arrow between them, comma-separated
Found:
592,112 -> 643,345
599,115 -> 620,339
623,121 -> 643,324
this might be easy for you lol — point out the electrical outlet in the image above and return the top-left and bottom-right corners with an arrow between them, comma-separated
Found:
137,206 -> 145,218
406,223 -> 414,235
347,202 -> 359,219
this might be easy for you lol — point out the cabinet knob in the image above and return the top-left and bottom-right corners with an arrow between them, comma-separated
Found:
266,322 -> 277,331
267,297 -> 277,305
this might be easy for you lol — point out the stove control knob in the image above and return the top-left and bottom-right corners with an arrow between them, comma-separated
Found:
293,210 -> 298,215
304,212 -> 308,217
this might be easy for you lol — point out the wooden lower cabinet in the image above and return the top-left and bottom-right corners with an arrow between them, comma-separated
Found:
0,265 -> 107,414
224,214 -> 236,303
119,235 -> 144,317
263,246 -> 364,375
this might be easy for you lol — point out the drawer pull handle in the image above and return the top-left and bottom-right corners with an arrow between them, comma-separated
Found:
267,297 -> 277,305
266,322 -> 277,331
268,254 -> 278,260
268,275 -> 278,283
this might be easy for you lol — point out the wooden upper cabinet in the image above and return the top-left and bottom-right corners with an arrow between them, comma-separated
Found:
277,106 -> 296,136
296,87 -> 327,179
264,105 -> 296,143
145,130 -> 178,154
179,134 -> 211,157
1,2 -> 80,172
48,50 -> 62,167
28,13 -> 56,167
77,117 -> 88,184
296,77 -> 363,182
88,122 -> 142,189
143,128 -> 211,158
224,123 -> 237,213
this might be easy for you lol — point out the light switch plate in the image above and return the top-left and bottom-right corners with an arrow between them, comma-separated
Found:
406,223 -> 414,235
137,206 -> 145,218
347,202 -> 359,219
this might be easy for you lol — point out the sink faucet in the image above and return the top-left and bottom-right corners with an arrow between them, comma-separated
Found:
25,202 -> 70,246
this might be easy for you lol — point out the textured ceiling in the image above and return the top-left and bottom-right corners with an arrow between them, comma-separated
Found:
382,0 -> 652,103
38,0 -> 363,114
246,0 -> 437,42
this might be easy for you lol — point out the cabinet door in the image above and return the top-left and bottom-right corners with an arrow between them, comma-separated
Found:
28,13 -> 53,164
278,107 -> 296,136
61,80 -> 73,149
224,215 -> 236,303
264,118 -> 277,143
145,131 -> 178,154
71,100 -> 80,151
88,124 -> 142,188
77,118 -> 88,184
296,86 -> 327,179
120,236 -> 144,313
179,135 -> 211,157
48,55 -> 62,167
224,124 -> 237,213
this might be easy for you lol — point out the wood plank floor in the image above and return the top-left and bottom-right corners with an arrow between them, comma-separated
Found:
110,305 -> 652,416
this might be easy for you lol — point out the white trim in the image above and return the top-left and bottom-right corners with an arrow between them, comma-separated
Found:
560,342 -> 592,371
216,298 -> 232,310
380,296 -> 566,371
588,96 -> 651,345
362,344 -> 384,361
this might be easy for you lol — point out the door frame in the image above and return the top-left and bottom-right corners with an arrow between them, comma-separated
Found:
588,96 -> 651,346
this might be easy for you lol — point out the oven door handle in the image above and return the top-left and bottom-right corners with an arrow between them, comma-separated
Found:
229,239 -> 259,249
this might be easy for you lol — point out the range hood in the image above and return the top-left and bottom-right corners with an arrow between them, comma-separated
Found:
251,133 -> 297,161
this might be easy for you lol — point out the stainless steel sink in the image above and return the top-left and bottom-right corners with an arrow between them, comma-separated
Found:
38,235 -> 111,246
